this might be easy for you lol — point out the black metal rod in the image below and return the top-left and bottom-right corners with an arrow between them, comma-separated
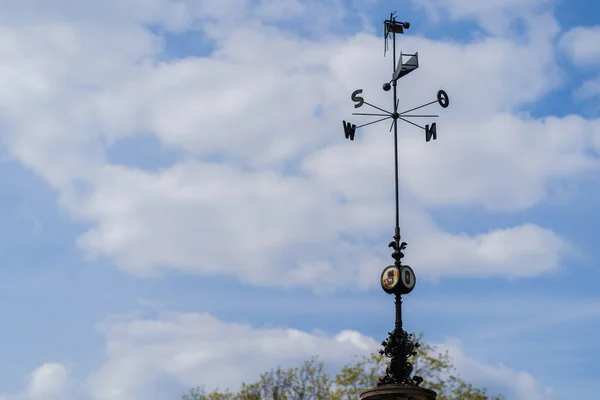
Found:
399,100 -> 437,115
401,114 -> 438,118
392,33 -> 400,244
356,116 -> 392,129
392,35 -> 405,380
352,112 -> 391,116
398,116 -> 425,130
364,101 -> 393,115
395,293 -> 402,331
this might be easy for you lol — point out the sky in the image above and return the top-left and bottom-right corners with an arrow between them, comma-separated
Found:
0,0 -> 599,399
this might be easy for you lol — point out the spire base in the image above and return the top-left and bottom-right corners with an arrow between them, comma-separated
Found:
361,384 -> 437,400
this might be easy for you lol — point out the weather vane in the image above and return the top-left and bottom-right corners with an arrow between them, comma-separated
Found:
342,12 -> 450,387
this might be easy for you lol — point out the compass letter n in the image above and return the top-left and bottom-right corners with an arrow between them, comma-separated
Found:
343,121 -> 357,141
425,123 -> 437,142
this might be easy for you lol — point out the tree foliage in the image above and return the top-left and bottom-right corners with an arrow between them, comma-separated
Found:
182,334 -> 504,400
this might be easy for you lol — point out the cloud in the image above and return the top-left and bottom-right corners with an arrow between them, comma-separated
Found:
436,339 -> 555,400
27,364 -> 70,400
574,77 -> 600,103
0,312 -> 555,400
60,161 -> 571,286
559,25 -> 600,108
410,0 -> 554,36
85,312 -> 380,400
306,113 -> 600,212
0,0 -> 595,290
0,363 -> 71,400
0,0 -> 197,30
559,25 -> 600,68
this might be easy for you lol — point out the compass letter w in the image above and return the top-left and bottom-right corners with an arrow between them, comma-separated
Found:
425,123 -> 437,142
343,121 -> 357,141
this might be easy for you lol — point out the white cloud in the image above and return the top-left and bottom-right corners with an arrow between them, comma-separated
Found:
0,363 -> 71,400
559,25 -> 600,67
575,77 -> 600,102
0,312 -> 555,400
0,0 -> 595,289
85,312 -> 381,400
0,0 -> 196,30
559,25 -> 600,108
306,113 -> 600,212
410,0 -> 554,36
58,161 -> 571,285
27,363 -> 70,400
436,339 -> 556,400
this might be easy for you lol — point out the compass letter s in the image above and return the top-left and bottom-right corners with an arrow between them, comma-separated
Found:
343,121 -> 357,141
351,89 -> 364,108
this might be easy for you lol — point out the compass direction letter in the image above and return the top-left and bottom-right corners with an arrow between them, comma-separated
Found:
343,121 -> 357,140
425,122 -> 436,142
437,90 -> 449,108
351,89 -> 364,108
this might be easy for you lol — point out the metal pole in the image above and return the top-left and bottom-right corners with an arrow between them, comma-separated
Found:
391,30 -> 406,380
392,32 -> 401,249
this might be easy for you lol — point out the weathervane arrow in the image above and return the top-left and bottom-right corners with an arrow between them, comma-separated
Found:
341,12 -> 451,387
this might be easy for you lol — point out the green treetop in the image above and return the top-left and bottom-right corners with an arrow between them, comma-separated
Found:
182,334 -> 504,400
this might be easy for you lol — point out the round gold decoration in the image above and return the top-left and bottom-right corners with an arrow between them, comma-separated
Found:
381,265 -> 400,294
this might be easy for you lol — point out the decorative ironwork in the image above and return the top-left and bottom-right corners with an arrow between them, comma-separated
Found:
341,12 -> 450,386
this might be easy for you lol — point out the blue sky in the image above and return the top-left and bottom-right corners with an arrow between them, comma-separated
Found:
0,0 -> 599,399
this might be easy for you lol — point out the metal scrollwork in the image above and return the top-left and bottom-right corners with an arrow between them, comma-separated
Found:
378,329 -> 422,386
